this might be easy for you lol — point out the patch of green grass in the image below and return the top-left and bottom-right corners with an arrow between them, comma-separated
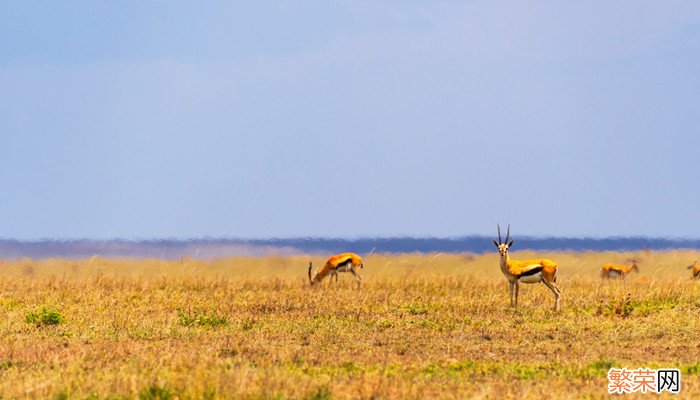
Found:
2,298 -> 19,310
402,304 -> 430,315
0,359 -> 16,370
53,392 -> 69,400
580,357 -> 618,377
339,361 -> 367,374
422,360 -> 546,379
447,359 -> 476,371
139,384 -> 172,400
177,308 -> 228,328
503,363 -> 545,380
202,387 -> 217,400
25,307 -> 65,326
366,318 -> 393,330
681,363 -> 700,375
632,298 -> 681,315
304,387 -> 331,400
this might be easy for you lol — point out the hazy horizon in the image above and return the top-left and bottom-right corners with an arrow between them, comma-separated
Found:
2,235 -> 699,260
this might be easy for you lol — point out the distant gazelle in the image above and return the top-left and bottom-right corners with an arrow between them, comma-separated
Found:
308,253 -> 363,288
600,260 -> 639,279
494,225 -> 561,311
688,261 -> 700,280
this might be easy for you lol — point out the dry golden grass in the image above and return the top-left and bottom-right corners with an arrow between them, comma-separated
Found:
0,250 -> 699,399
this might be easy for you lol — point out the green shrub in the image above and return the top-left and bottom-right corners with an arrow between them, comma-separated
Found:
26,307 -> 65,326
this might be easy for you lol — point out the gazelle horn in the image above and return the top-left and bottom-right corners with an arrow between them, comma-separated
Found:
505,224 -> 511,244
497,224 -> 502,244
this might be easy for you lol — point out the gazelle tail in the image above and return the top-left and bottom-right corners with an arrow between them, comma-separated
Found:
308,262 -> 313,286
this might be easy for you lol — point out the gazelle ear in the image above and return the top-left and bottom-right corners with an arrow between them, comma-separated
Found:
493,240 -> 499,247
508,240 -> 514,247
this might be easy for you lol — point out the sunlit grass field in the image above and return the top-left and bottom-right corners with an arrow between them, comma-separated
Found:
0,250 -> 699,399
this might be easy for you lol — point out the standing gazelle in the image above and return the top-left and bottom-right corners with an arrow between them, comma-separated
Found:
494,224 -> 561,311
688,261 -> 700,280
600,260 -> 639,279
308,253 -> 363,288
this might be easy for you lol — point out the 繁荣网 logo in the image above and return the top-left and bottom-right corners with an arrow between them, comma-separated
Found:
608,368 -> 681,394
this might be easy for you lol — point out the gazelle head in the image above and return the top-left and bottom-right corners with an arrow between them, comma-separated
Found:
493,224 -> 514,257
688,261 -> 698,270
628,259 -> 640,273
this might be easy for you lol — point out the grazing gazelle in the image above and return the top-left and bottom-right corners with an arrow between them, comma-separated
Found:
308,253 -> 363,288
600,260 -> 639,279
494,224 -> 561,311
688,261 -> 700,280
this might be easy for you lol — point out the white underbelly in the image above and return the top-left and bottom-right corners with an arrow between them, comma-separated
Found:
519,273 -> 543,284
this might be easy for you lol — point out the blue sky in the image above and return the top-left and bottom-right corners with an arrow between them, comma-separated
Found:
1,1 -> 699,240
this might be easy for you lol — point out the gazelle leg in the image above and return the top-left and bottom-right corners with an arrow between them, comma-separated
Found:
509,281 -> 515,307
514,280 -> 520,307
350,266 -> 362,288
542,279 -> 561,311
335,271 -> 339,283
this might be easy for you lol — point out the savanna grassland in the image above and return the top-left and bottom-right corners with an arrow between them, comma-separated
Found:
0,251 -> 699,399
